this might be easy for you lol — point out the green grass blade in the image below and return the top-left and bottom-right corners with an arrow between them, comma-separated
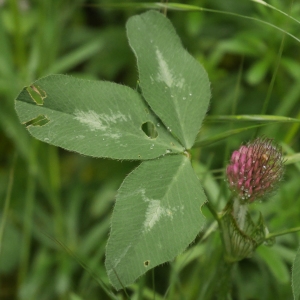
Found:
0,153 -> 16,256
47,39 -> 104,74
43,232 -> 118,300
96,3 -> 300,44
250,0 -> 300,26
193,124 -> 267,148
257,245 -> 290,284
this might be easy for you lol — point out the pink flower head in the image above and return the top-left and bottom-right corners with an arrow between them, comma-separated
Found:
226,137 -> 285,203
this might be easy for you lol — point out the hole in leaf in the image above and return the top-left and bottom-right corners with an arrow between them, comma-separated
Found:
26,85 -> 47,105
144,260 -> 150,267
24,115 -> 50,127
141,121 -> 158,139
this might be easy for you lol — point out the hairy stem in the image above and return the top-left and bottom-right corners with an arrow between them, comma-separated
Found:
233,198 -> 248,231
215,255 -> 234,300
266,226 -> 300,240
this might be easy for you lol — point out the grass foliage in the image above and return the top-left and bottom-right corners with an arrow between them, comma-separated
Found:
0,0 -> 300,299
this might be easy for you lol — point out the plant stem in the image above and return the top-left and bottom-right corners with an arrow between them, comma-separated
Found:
215,255 -> 234,300
205,201 -> 220,221
266,226 -> 300,240
232,198 -> 248,231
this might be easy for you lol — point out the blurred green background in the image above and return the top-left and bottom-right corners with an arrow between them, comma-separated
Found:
0,0 -> 300,299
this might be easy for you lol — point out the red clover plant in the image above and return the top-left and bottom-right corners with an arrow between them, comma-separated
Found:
14,8 -> 300,299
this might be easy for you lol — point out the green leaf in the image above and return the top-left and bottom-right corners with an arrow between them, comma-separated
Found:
292,245 -> 300,300
15,74 -> 184,160
105,154 -> 207,290
126,10 -> 211,149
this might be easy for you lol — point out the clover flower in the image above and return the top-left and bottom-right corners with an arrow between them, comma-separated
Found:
226,137 -> 285,203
